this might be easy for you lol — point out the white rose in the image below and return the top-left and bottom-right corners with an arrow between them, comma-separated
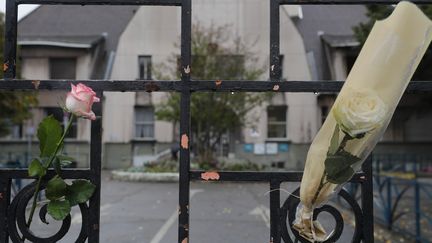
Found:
333,90 -> 387,137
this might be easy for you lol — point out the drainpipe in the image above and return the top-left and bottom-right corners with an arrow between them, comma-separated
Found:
104,51 -> 116,80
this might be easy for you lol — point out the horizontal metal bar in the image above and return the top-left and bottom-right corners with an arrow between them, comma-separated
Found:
0,80 -> 178,92
280,0 -> 432,4
190,170 -> 366,183
17,0 -> 182,6
0,169 -> 94,179
2,80 -> 432,93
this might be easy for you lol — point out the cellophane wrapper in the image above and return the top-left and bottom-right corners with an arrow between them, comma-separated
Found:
293,2 -> 432,242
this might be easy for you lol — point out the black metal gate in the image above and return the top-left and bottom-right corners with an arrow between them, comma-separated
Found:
1,0 -> 432,242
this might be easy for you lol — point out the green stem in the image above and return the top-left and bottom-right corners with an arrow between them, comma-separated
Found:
26,114 -> 75,229
311,133 -> 349,208
337,134 -> 350,153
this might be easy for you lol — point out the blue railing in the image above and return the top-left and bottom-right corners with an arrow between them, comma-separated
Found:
342,154 -> 432,243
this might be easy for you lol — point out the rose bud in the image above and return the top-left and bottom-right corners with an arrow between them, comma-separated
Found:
65,83 -> 100,120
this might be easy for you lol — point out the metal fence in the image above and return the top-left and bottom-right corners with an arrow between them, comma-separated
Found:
1,0 -> 432,242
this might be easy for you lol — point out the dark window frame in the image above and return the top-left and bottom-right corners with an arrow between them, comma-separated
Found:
267,105 -> 287,139
134,106 -> 155,139
138,55 -> 152,80
49,57 -> 77,79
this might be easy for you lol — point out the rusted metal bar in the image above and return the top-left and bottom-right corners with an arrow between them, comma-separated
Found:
16,0 -> 182,6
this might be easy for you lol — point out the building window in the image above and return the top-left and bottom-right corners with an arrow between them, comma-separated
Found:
135,107 -> 154,138
267,106 -> 287,138
138,56 -> 152,80
345,54 -> 356,75
49,58 -> 76,79
0,120 -> 23,139
44,108 -> 77,138
10,123 -> 23,139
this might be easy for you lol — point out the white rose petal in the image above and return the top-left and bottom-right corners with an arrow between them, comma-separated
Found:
333,90 -> 387,137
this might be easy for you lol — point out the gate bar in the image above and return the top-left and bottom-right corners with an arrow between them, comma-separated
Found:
16,0 -> 182,6
280,0 -> 432,4
4,0 -> 17,79
0,179 -> 11,243
270,0 -> 281,81
178,0 -> 192,242
2,80 -> 432,93
88,91 -> 104,242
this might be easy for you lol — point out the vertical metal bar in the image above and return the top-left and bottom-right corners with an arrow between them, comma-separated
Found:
269,180 -> 281,243
361,156 -> 374,243
179,0 -> 191,242
88,91 -> 103,243
269,1 -> 282,240
0,179 -> 11,243
4,0 -> 18,79
386,177 -> 392,228
270,0 -> 281,81
414,180 -> 421,243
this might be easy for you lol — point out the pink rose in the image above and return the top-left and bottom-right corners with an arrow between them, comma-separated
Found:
66,83 -> 100,120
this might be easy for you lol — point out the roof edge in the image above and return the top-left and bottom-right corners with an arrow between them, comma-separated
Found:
18,40 -> 92,49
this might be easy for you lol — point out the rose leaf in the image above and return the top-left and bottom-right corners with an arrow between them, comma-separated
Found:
328,124 -> 340,155
28,158 -> 46,177
47,200 -> 71,221
327,167 -> 356,184
46,176 -> 67,200
325,151 -> 360,184
37,116 -> 63,157
66,180 -> 96,206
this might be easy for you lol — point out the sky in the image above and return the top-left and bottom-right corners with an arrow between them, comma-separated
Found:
0,1 -> 39,20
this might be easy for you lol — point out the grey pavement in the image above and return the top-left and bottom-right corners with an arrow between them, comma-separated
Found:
27,173 -> 357,243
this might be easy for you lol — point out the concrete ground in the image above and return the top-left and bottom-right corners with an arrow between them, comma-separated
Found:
26,172 -> 360,243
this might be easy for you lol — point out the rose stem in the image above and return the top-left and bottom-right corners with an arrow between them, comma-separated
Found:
311,133 -> 349,209
26,114 -> 75,230
337,134 -> 350,153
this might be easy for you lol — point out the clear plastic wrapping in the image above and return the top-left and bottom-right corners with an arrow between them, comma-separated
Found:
293,2 -> 432,242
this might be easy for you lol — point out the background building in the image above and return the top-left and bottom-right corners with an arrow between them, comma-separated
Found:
2,2 -> 432,170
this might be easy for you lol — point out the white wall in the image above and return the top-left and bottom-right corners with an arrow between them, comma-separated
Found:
106,1 -> 318,144
105,6 -> 179,143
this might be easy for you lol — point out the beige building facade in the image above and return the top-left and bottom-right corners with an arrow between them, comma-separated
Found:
101,1 -> 319,168
3,3 -> 431,170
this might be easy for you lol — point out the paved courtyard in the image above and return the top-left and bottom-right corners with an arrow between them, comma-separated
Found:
26,172 -> 359,243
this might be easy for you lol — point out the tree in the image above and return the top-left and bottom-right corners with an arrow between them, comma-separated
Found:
155,24 -> 268,166
353,5 -> 432,80
0,12 -> 36,137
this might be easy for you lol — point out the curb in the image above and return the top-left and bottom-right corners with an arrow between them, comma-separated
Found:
111,170 -> 179,182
